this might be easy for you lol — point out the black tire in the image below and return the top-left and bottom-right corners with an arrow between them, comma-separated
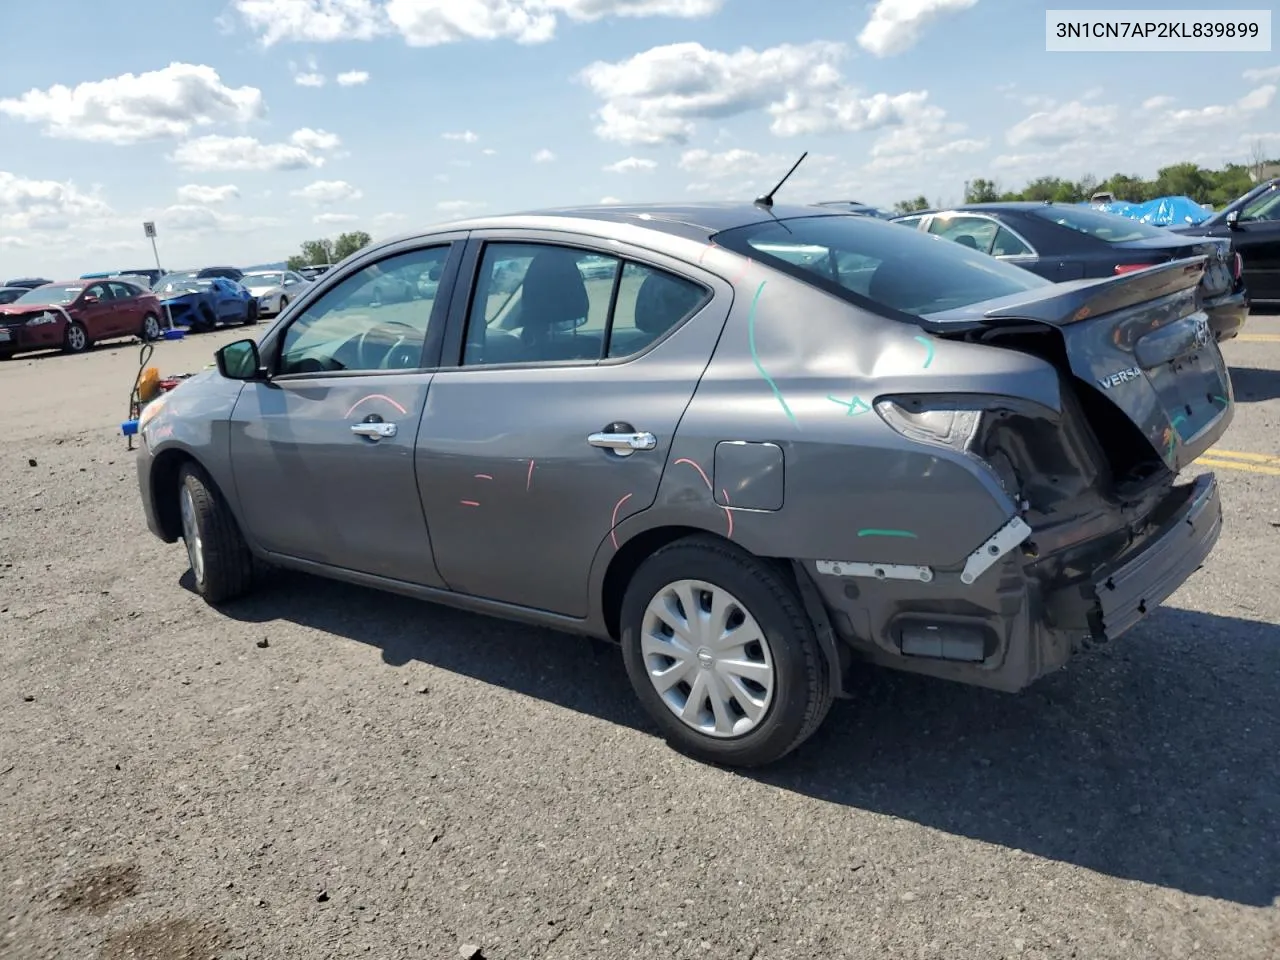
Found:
619,535 -> 833,768
278,296 -> 289,315
140,313 -> 163,342
243,300 -> 258,325
62,320 -> 89,353
193,306 -> 216,333
178,462 -> 255,604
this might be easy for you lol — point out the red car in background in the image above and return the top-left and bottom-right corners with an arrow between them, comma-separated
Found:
0,278 -> 165,359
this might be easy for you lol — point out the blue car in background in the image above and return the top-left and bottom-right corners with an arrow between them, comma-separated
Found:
153,274 -> 258,332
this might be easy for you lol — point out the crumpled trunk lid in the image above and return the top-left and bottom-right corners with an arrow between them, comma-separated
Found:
920,257 -> 1233,475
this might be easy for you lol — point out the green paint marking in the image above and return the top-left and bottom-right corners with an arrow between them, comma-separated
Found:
913,335 -> 934,369
1213,394 -> 1229,406
828,394 -> 871,416
857,529 -> 918,539
747,280 -> 798,427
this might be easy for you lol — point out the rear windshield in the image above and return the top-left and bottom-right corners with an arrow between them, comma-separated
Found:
1028,205 -> 1167,243
713,214 -> 1050,317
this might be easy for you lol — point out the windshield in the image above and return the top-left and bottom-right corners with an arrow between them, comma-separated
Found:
157,278 -> 213,295
14,284 -> 83,306
1028,205 -> 1167,243
714,214 -> 1050,318
243,272 -> 284,290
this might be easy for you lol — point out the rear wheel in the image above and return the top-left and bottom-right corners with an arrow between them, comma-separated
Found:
619,536 -> 833,767
178,463 -> 255,604
63,321 -> 89,353
193,305 -> 216,333
140,313 -> 162,341
243,300 -> 258,325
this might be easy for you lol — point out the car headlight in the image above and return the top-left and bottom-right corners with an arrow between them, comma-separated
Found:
138,395 -> 167,431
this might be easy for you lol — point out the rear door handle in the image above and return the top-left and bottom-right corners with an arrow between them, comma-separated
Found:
352,422 -> 397,439
588,431 -> 656,453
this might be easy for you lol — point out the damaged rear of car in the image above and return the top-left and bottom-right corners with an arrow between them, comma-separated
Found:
710,213 -> 1229,696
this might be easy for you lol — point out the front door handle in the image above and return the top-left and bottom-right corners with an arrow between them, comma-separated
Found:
588,431 -> 657,454
352,421 -> 397,439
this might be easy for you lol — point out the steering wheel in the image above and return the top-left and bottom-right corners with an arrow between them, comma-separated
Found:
355,320 -> 421,370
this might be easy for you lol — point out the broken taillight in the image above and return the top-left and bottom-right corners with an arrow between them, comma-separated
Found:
1114,263 -> 1157,275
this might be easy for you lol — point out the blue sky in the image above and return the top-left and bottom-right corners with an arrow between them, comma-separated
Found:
1,0 -> 1276,278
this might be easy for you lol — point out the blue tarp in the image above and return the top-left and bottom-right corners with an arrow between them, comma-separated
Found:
1082,195 -> 1213,227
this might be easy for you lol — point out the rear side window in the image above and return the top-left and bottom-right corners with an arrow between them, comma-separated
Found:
715,215 -> 1049,318
1027,205 -> 1167,243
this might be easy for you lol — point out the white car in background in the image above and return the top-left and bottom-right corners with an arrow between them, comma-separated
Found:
240,269 -> 312,318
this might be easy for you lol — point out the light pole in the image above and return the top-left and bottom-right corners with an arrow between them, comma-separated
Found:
143,221 -> 174,332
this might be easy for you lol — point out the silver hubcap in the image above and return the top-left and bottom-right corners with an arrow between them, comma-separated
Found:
144,316 -> 160,339
180,486 -> 205,585
68,326 -> 85,350
640,579 -> 775,738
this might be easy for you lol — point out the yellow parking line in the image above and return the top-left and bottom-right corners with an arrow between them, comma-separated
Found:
1197,456 -> 1280,476
1207,448 -> 1280,466
1234,334 -> 1280,342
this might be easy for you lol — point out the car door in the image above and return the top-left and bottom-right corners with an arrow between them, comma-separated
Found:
415,233 -> 729,618
76,283 -> 116,339
211,278 -> 242,322
1232,186 -> 1280,300
107,281 -> 143,333
227,238 -> 464,585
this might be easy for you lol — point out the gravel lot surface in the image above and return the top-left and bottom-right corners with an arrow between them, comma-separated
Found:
2,319 -> 1278,960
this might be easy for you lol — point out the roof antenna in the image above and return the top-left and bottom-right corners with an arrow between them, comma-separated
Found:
755,151 -> 808,209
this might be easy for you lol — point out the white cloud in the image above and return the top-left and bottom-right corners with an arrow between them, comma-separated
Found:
1006,100 -> 1119,148
0,171 -> 111,232
234,0 -> 387,45
532,148 -> 556,162
679,148 -> 789,180
482,148 -> 498,155
1142,95 -> 1175,110
176,184 -> 240,204
0,236 -> 29,248
292,179 -> 363,204
295,72 -> 326,86
162,204 -> 223,231
857,0 -> 978,57
374,211 -> 408,224
604,156 -> 657,173
1243,65 -> 1280,83
0,62 -> 264,145
169,128 -> 341,171
234,0 -> 725,46
436,199 -> 485,213
336,69 -> 370,85
443,130 -> 479,143
314,212 -> 361,224
579,41 -> 926,145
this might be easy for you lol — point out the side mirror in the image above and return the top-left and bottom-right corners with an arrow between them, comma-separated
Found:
82,294 -> 99,305
1226,209 -> 1241,230
216,338 -> 263,380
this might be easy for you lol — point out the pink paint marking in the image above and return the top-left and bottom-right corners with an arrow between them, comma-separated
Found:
345,394 -> 409,419
460,500 -> 481,507
474,474 -> 493,480
610,492 -> 634,550
674,457 -> 713,492
526,459 -> 536,492
721,488 -> 734,540
697,242 -> 716,266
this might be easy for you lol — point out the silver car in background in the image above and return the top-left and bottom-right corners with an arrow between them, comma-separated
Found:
240,269 -> 311,318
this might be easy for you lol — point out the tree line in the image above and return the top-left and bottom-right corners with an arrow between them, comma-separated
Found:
286,231 -> 372,271
893,155 -> 1277,215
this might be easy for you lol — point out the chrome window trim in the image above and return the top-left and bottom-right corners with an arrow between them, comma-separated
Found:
928,211 -> 1040,258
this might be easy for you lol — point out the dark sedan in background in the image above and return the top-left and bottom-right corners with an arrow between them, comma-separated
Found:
1171,177 -> 1280,305
0,286 -> 29,305
891,202 -> 1249,341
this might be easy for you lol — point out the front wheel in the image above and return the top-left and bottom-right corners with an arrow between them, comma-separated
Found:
178,463 -> 255,604
619,536 -> 833,768
63,321 -> 89,353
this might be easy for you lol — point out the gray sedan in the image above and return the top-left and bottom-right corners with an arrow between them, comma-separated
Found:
133,202 -> 1232,767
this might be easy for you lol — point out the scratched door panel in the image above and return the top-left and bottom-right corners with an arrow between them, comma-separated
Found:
228,373 -> 444,586
417,300 -> 732,618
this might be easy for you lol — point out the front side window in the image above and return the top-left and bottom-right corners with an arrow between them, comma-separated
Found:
991,227 -> 1033,257
462,242 -> 707,366
1027,205 -> 1167,243
715,214 -> 1050,318
928,215 -> 1000,254
276,245 -> 451,376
